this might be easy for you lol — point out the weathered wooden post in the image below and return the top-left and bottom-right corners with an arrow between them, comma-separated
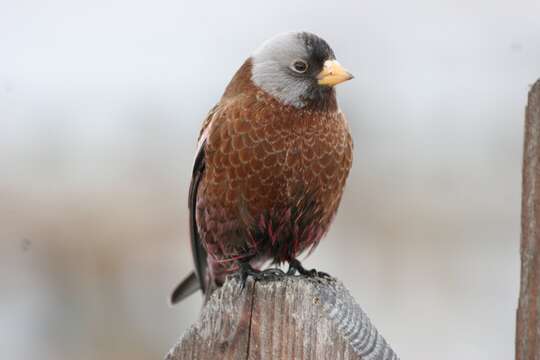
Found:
166,276 -> 399,359
517,79 -> 540,360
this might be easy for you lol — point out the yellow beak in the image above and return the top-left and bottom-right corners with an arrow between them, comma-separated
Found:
317,60 -> 354,87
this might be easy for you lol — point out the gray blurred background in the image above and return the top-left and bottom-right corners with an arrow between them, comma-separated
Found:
1,0 -> 539,359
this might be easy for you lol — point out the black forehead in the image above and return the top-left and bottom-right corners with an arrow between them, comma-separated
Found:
298,32 -> 336,63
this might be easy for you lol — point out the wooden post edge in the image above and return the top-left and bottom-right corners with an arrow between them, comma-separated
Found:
166,275 -> 399,360
517,78 -> 540,359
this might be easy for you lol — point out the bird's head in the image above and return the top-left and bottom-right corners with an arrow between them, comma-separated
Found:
250,32 -> 353,109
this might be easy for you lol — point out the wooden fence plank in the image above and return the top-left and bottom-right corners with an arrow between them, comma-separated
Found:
517,79 -> 540,360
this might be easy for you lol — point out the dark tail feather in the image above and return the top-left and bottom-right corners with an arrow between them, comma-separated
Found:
170,272 -> 200,305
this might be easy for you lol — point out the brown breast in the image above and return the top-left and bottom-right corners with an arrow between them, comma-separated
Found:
195,61 -> 353,276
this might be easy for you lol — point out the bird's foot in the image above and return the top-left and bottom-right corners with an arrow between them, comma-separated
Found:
286,258 -> 331,279
238,262 -> 285,288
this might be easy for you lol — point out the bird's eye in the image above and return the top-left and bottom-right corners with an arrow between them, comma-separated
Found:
291,60 -> 308,73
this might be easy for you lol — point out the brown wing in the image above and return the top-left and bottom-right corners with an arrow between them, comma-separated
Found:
170,106 -> 219,304
188,138 -> 208,291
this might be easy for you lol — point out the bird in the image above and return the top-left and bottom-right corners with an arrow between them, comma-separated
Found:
171,32 -> 354,304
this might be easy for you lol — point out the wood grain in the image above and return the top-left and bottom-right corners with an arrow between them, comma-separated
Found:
517,79 -> 540,360
166,276 -> 399,360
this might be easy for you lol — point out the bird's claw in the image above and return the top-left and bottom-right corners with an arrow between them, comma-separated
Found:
238,262 -> 286,289
287,259 -> 331,279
